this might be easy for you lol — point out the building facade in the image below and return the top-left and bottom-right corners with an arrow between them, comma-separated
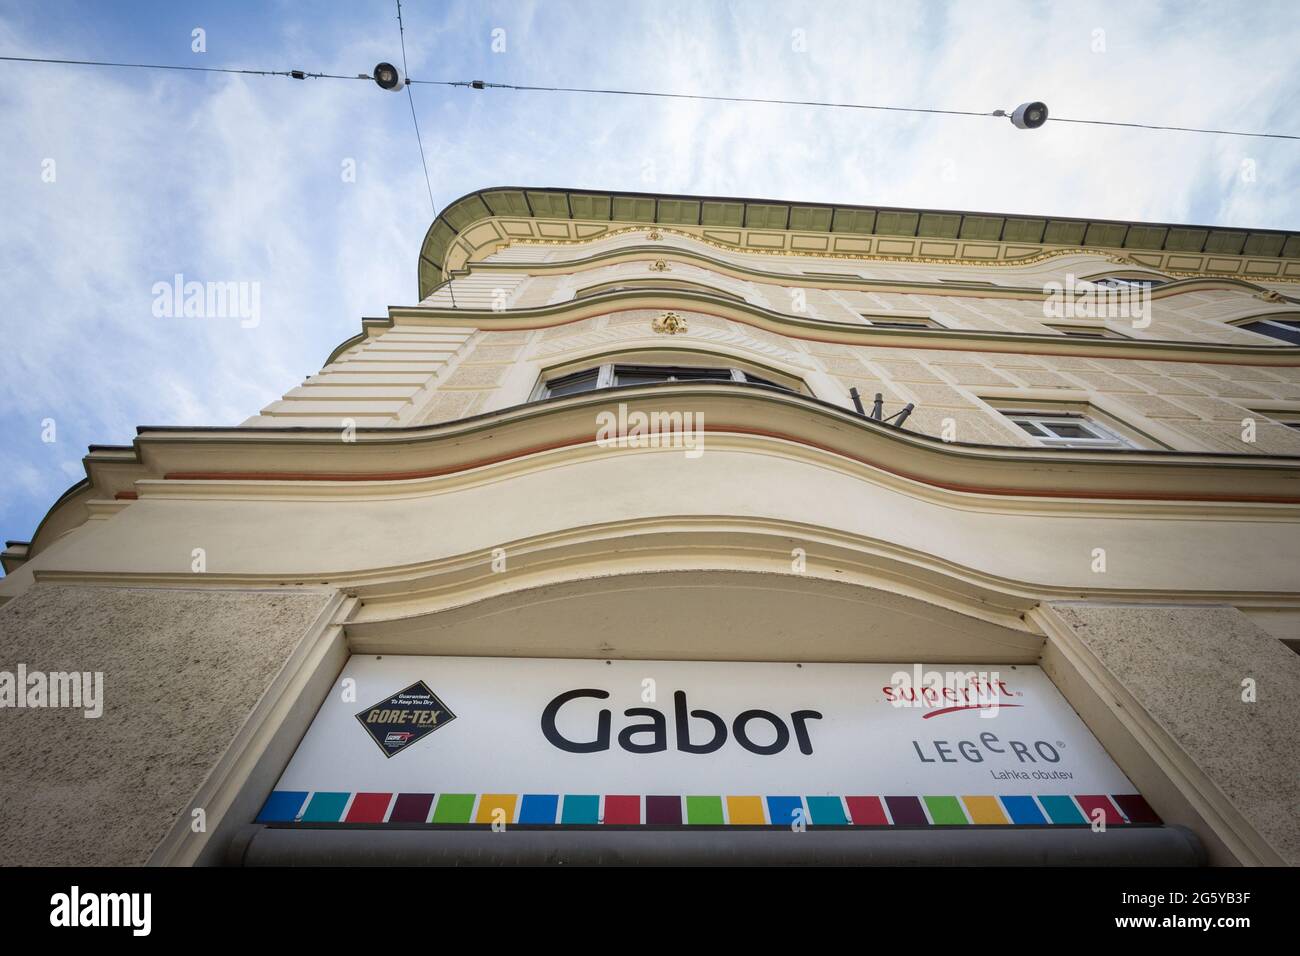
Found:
2,187 -> 1299,866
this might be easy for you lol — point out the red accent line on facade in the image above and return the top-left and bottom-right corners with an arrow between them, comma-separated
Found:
114,491 -> 138,500
161,426 -> 1300,503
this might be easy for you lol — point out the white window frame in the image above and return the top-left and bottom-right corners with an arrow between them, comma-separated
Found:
1251,408 -> 1300,431
1234,316 -> 1300,345
1084,274 -> 1168,290
1044,324 -> 1129,340
861,315 -> 944,330
534,362 -> 805,400
1003,411 -> 1137,449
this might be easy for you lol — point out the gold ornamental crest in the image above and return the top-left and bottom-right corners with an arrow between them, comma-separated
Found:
652,311 -> 688,335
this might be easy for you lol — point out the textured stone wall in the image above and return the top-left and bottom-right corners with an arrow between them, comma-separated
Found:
1049,603 -> 1300,865
0,584 -> 333,866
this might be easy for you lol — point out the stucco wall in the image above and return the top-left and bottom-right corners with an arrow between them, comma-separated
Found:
1048,602 -> 1300,865
438,309 -> 1300,454
0,584 -> 334,866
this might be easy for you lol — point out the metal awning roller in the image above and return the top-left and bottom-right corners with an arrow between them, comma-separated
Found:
228,824 -> 1205,867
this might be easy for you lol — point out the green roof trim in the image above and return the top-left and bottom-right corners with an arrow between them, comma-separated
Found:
960,216 -> 1003,241
918,213 -> 961,239
417,186 -> 1300,299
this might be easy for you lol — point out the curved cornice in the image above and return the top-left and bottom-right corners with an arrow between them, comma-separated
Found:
372,291 -> 1300,367
419,186 -> 1300,299
14,382 -> 1300,570
461,241 -> 1300,303
89,385 -> 1300,493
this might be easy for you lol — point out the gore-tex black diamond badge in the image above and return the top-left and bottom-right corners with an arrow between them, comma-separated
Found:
355,681 -> 457,758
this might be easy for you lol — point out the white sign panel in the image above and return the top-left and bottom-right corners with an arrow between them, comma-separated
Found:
258,656 -> 1154,828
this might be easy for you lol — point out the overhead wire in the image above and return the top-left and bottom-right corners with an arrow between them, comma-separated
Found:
3,53 -> 1296,141
393,1 -> 456,308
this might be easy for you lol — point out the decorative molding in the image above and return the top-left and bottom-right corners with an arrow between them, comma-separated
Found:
651,311 -> 688,335
504,226 -> 1292,282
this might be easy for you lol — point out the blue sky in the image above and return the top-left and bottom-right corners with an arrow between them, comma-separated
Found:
2,0 -> 1298,567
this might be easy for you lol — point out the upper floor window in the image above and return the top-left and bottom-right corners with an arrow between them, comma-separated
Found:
1236,316 -> 1300,345
862,315 -> 943,330
1044,324 -> 1129,339
1086,276 -> 1167,290
1250,408 -> 1300,431
537,363 -> 803,400
574,278 -> 745,303
1005,411 -> 1135,448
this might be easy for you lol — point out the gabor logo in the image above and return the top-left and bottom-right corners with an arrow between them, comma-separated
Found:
541,688 -> 823,755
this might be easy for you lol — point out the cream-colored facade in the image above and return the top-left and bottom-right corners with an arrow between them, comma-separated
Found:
2,188 -> 1299,867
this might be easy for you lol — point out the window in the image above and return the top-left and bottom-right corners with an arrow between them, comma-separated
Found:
862,316 -> 943,330
541,368 -> 602,397
536,363 -> 803,399
612,365 -> 734,386
1237,317 -> 1300,345
1044,324 -> 1129,340
1088,276 -> 1166,290
574,279 -> 745,303
1002,411 -> 1137,449
1251,409 -> 1300,431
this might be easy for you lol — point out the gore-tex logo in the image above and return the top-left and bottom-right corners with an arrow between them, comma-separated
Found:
356,681 -> 457,757
882,667 -> 1023,718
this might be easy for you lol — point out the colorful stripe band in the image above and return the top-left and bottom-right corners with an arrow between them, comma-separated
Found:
257,791 -> 1159,826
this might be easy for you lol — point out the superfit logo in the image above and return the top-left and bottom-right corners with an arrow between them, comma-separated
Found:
882,666 -> 1021,719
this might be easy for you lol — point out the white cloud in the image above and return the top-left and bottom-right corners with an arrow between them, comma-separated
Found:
0,0 -> 1297,551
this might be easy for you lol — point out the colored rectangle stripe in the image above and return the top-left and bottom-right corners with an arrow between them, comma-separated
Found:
686,796 -> 724,824
561,794 -> 599,824
924,795 -> 969,825
961,796 -> 1009,825
431,793 -> 476,823
602,795 -> 641,824
388,792 -> 435,823
517,794 -> 559,824
726,796 -> 765,825
884,796 -> 928,825
475,794 -> 518,824
344,792 -> 393,823
845,796 -> 888,826
1038,795 -> 1086,824
999,795 -> 1047,824
262,791 -> 1151,827
256,790 -> 308,823
300,791 -> 350,822
765,796 -> 803,827
1075,795 -> 1124,826
645,795 -> 683,825
805,796 -> 848,825
1112,793 -> 1161,824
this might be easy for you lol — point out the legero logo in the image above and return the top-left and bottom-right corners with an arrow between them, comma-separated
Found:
356,681 -> 457,757
882,667 -> 1023,719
